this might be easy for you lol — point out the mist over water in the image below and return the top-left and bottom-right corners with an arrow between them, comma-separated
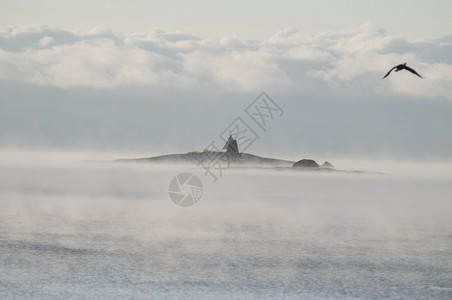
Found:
1,151 -> 451,299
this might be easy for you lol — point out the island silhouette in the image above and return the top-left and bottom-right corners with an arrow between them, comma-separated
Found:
115,135 -> 335,171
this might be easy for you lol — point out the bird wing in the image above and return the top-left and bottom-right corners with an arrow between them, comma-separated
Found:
403,65 -> 423,78
382,66 -> 396,79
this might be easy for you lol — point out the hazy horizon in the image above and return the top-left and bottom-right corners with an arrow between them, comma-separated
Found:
1,152 -> 451,299
1,1 -> 452,299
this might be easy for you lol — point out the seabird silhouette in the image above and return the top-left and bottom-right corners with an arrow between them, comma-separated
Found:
382,63 -> 422,79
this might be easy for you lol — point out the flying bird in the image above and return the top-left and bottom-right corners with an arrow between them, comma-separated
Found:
382,63 -> 422,79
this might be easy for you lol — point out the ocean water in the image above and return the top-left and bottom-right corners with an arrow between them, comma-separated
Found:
0,152 -> 451,299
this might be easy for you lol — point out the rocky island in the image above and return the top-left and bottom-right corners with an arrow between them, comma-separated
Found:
115,135 -> 335,171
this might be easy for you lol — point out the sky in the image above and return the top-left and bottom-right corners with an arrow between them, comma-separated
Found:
2,0 -> 452,40
1,0 -> 452,159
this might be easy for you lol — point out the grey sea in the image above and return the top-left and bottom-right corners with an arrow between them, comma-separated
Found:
1,152 -> 451,299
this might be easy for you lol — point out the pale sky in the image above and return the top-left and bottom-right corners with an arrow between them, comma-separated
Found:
2,0 -> 452,39
1,0 -> 452,159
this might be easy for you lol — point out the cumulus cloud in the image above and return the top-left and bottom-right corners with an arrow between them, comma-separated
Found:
1,24 -> 452,158
0,24 -> 452,98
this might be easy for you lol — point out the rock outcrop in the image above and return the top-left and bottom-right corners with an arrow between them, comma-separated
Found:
292,159 -> 319,168
321,161 -> 335,169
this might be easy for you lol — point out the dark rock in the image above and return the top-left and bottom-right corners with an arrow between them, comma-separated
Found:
321,161 -> 335,169
223,135 -> 239,154
292,159 -> 319,168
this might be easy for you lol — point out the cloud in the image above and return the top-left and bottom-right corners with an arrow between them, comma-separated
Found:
0,25 -> 78,52
0,24 -> 452,160
1,24 -> 452,158
0,24 -> 451,98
